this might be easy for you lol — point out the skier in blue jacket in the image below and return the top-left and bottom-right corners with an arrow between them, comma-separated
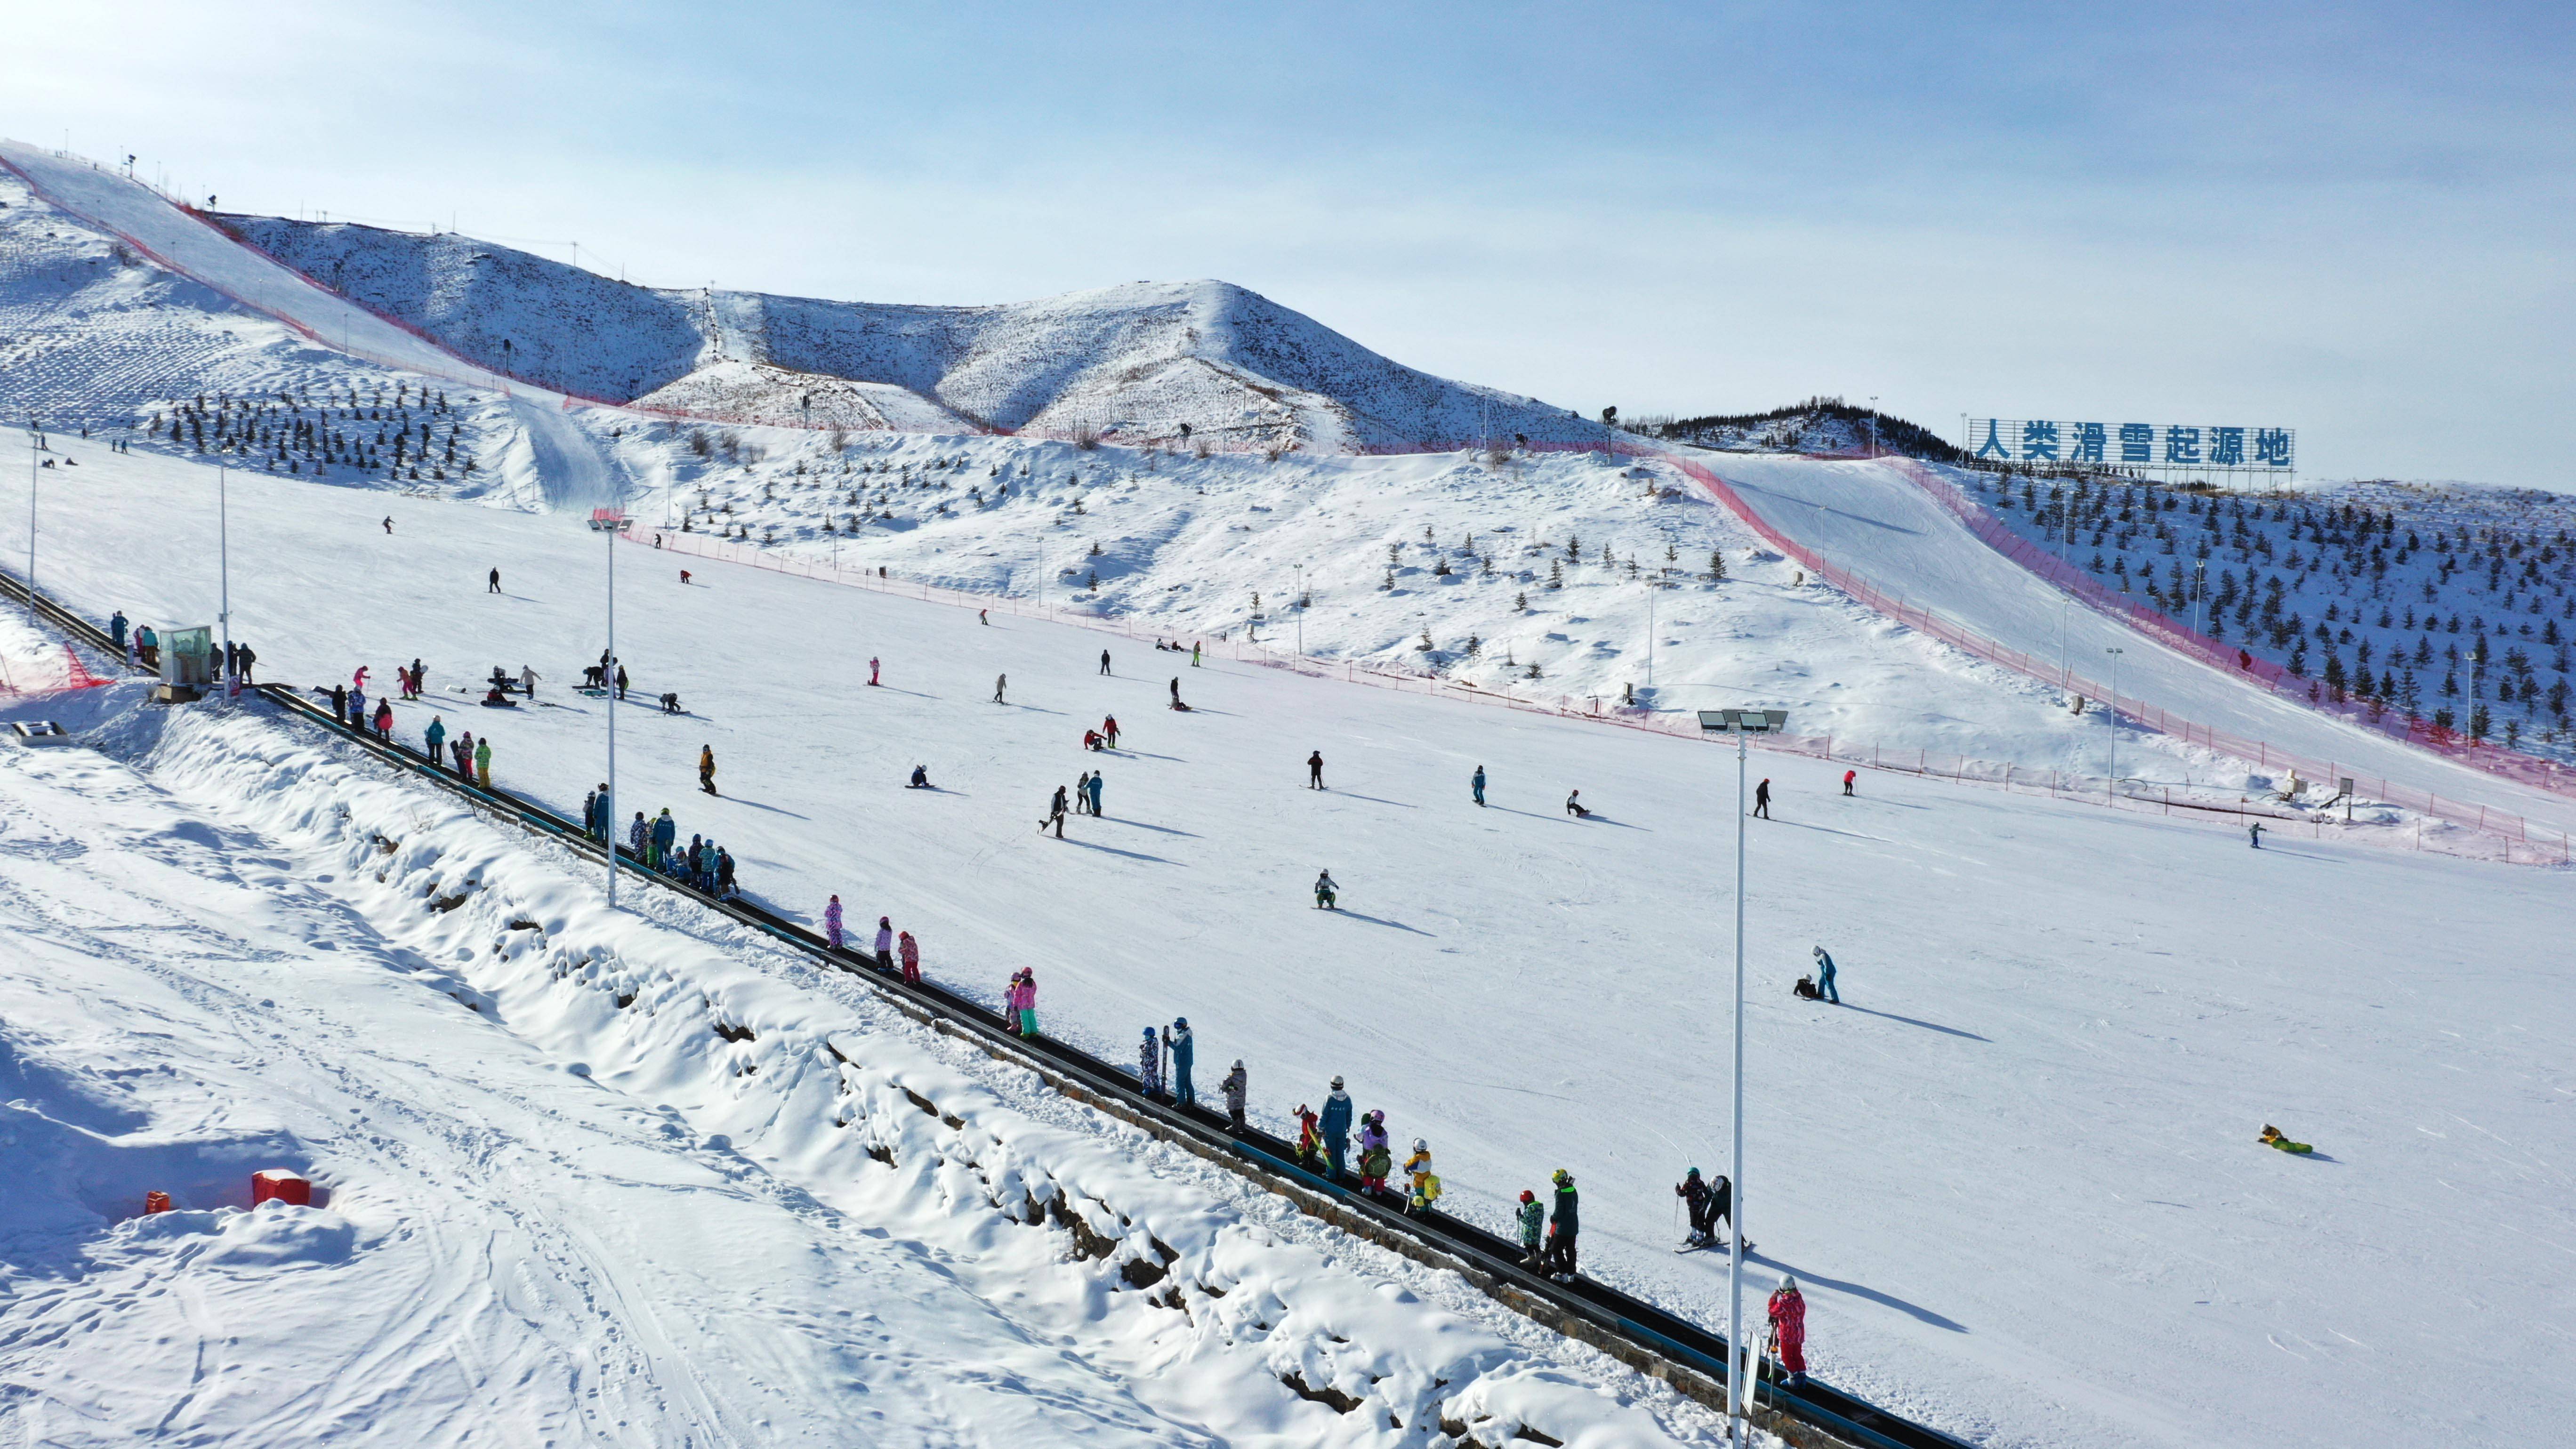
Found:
1319,1077 -> 1354,1178
1166,1018 -> 1196,1104
1812,945 -> 1840,1004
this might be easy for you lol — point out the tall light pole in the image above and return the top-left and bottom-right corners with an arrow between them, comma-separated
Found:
2104,647 -> 2125,801
23,419 -> 36,625
2193,560 -> 2208,636
1700,705 -> 1787,1449
218,461 -> 233,698
589,508 -> 631,907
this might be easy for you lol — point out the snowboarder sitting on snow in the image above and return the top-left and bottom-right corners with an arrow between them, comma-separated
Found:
1517,1190 -> 1545,1264
1313,870 -> 1338,910
1083,729 -> 1104,751
1565,789 -> 1591,818
2259,1125 -> 2313,1154
908,765 -> 931,788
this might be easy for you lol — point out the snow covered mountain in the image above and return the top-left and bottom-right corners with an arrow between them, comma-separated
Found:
211,214 -> 1599,453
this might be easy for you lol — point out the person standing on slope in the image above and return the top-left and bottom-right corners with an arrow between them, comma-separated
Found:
1085,771 -> 1104,818
615,664 -> 628,700
1517,1189 -> 1545,1265
868,656 -> 880,687
1542,1170 -> 1580,1280
1842,769 -> 1856,797
824,894 -> 845,950
1676,1167 -> 1715,1247
1166,1017 -> 1196,1105
1100,649 -> 1111,676
1812,945 -> 1840,1005
1307,751 -> 1325,789
425,715 -> 446,765
520,664 -> 539,700
1102,714 -> 1120,749
1138,1028 -> 1164,1097
1313,870 -> 1338,910
873,916 -> 894,970
488,567 -> 501,594
1220,1059 -> 1248,1132
994,673 -> 1007,704
896,929 -> 920,983
1472,765 -> 1486,807
699,745 -> 718,797
1014,969 -> 1039,1036
1753,777 -> 1772,820
1767,1276 -> 1808,1387
1041,784 -> 1068,837
2249,821 -> 2265,849
473,734 -> 492,787
1319,1077 -> 1353,1178
1074,770 -> 1093,814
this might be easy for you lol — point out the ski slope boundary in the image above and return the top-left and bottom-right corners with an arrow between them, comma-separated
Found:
2,566 -> 1969,1449
1872,454 -> 2576,802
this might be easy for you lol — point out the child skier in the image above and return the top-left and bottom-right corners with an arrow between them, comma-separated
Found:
873,917 -> 894,970
1767,1276 -> 1808,1387
1516,1190 -> 1545,1265
1357,1110 -> 1391,1192
1139,1028 -> 1165,1097
896,930 -> 920,983
1295,1103 -> 1324,1171
1403,1139 -> 1440,1214
824,895 -> 845,950
1221,1059 -> 1248,1132
1313,870 -> 1338,910
1676,1167 -> 1715,1247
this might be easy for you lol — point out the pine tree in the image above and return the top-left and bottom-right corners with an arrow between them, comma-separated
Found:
1548,560 -> 1563,589
1709,550 -> 1727,581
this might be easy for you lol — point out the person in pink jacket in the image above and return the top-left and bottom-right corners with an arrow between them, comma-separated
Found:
823,895 -> 845,950
1767,1275 -> 1808,1386
896,930 -> 920,983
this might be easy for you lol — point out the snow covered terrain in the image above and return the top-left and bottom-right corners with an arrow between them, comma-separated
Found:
9,447 -> 2574,1449
0,617 -> 1728,1449
206,210 -> 1602,453
1952,468 -> 2576,760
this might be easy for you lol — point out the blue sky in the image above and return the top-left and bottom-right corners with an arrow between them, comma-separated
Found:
7,2 -> 2569,485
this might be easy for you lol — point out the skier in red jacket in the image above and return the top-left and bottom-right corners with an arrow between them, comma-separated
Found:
1768,1275 -> 1808,1386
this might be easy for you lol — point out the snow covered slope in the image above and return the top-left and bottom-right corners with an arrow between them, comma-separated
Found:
0,624 -> 1724,1448
1703,452 -> 2576,838
14,447 -> 2574,1449
206,211 -> 1595,451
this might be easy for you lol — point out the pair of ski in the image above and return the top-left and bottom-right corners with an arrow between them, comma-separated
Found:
1676,1236 -> 1752,1255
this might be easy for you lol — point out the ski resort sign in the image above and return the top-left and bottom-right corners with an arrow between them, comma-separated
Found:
1962,417 -> 2294,480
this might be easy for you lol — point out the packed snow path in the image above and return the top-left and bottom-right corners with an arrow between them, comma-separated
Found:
1705,452 -> 2576,837
16,453 -> 2574,1448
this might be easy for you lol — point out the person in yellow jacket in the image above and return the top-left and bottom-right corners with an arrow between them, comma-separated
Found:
699,745 -> 718,797
1402,1138 -> 1441,1213
474,735 -> 492,789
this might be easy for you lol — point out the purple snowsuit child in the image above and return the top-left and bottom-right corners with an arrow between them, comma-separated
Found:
824,895 -> 845,950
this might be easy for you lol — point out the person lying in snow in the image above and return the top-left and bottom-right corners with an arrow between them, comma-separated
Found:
2259,1125 -> 2313,1154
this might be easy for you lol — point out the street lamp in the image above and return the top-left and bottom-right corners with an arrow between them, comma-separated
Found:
2192,559 -> 2209,636
2104,647 -> 2125,801
23,418 -> 37,626
1698,705 -> 1789,1449
218,461 -> 233,699
588,507 -> 631,908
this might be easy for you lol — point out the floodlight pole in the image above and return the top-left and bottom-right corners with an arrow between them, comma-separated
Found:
1729,716 -> 1750,1447
594,510 -> 630,908
2105,647 -> 2125,802
25,420 -> 36,625
218,461 -> 232,699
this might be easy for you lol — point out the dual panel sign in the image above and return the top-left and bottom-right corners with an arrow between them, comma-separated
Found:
1964,418 -> 2294,473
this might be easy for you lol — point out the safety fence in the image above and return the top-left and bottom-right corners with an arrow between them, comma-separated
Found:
1872,454 -> 2576,801
632,528 -> 2569,865
0,643 -> 113,697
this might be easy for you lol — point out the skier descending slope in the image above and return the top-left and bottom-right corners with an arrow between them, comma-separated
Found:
1472,765 -> 1486,806
1676,1167 -> 1715,1248
1313,869 -> 1339,910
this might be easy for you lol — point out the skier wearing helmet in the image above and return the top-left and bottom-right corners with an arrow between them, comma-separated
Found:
1542,1169 -> 1581,1280
1516,1189 -> 1546,1264
1768,1275 -> 1809,1386
1676,1167 -> 1715,1247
